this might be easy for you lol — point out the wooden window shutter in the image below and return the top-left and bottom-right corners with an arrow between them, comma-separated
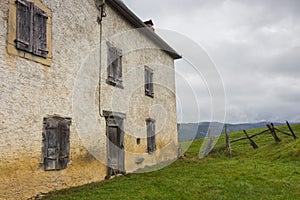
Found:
146,119 -> 156,153
58,119 -> 71,169
15,0 -> 33,52
43,118 -> 60,170
151,120 -> 156,152
42,117 -> 71,171
145,66 -> 154,97
116,49 -> 122,83
149,69 -> 154,96
145,67 -> 149,93
33,5 -> 48,58
107,45 -> 123,88
108,46 -> 115,80
146,121 -> 151,153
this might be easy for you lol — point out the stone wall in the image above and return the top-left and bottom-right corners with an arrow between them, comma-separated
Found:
0,0 -> 178,199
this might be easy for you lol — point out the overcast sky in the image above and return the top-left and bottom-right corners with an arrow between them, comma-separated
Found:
123,0 -> 300,123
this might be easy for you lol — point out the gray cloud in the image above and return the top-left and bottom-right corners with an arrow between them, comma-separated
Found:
123,0 -> 300,123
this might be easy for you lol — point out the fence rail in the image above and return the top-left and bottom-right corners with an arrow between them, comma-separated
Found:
225,121 -> 297,155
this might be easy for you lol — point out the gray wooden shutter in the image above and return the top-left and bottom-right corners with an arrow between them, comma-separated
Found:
15,0 -> 33,52
147,121 -> 152,153
145,67 -> 150,94
145,66 -> 154,97
41,120 -> 47,165
146,120 -> 150,152
44,118 -> 60,170
108,47 -> 115,80
43,117 -> 71,171
33,5 -> 48,58
151,121 -> 156,151
116,50 -> 122,83
149,69 -> 154,96
58,119 -> 71,170
146,119 -> 156,153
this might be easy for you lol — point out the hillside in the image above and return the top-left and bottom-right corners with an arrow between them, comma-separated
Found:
42,124 -> 300,200
178,121 -> 284,141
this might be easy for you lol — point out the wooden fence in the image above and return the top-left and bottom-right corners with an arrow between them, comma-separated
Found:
225,121 -> 297,157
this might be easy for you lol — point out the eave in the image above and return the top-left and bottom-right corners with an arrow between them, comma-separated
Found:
107,0 -> 182,60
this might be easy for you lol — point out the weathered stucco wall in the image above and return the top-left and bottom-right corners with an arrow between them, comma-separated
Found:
0,0 -> 178,199
0,1 -> 108,199
100,4 -> 178,172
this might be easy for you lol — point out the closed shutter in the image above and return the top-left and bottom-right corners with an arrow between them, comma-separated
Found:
108,47 -> 115,80
44,118 -> 60,170
149,69 -> 154,96
146,120 -> 150,152
116,50 -> 122,83
107,46 -> 123,87
58,119 -> 71,170
145,66 -> 154,97
15,0 -> 33,52
33,5 -> 48,58
43,117 -> 71,171
146,119 -> 156,153
145,67 -> 150,93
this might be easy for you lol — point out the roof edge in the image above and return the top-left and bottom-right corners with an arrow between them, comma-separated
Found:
106,0 -> 182,60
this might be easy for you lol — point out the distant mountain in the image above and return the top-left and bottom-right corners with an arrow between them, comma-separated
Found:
178,121 -> 284,141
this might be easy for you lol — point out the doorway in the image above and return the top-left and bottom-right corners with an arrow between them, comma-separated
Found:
104,111 -> 126,179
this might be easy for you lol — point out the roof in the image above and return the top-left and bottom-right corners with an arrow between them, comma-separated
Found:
107,0 -> 182,60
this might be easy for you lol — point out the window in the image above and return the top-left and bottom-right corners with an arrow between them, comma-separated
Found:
15,0 -> 48,57
145,66 -> 154,97
146,118 -> 156,153
7,0 -> 52,66
42,117 -> 71,171
107,44 -> 123,88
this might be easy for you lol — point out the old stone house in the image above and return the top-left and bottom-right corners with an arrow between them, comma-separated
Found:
0,0 -> 181,199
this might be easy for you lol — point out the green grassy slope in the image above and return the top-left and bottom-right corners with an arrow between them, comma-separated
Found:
43,124 -> 300,200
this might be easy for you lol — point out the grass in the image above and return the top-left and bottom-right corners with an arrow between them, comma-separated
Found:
43,124 -> 300,200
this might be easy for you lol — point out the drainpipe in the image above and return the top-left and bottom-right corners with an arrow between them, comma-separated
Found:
96,0 -> 107,117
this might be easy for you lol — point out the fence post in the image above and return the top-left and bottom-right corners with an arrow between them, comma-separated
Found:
267,124 -> 281,142
224,124 -> 232,157
243,130 -> 258,149
286,121 -> 298,140
271,123 -> 282,142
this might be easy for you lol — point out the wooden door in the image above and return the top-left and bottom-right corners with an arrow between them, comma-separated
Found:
106,118 -> 124,178
107,126 -> 119,170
